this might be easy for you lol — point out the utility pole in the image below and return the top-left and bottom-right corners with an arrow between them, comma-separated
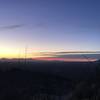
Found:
18,49 -> 21,64
25,46 -> 28,64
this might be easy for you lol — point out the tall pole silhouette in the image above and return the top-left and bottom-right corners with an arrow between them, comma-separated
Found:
25,46 -> 28,64
18,49 -> 21,64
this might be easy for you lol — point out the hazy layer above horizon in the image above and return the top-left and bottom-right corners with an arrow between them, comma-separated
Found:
0,0 -> 100,60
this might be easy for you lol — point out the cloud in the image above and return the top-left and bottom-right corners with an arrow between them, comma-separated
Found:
38,51 -> 100,60
0,22 -> 47,31
0,24 -> 24,30
39,51 -> 100,56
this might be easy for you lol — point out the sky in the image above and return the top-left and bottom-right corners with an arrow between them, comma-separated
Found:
0,0 -> 100,59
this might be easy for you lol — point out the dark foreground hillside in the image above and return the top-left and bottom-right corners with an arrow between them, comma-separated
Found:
0,61 -> 99,100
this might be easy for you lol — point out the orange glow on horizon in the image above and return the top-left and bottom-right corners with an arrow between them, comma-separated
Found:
33,57 -> 97,62
0,47 -> 99,62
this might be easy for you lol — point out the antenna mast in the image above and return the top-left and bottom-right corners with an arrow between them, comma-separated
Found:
25,46 -> 28,64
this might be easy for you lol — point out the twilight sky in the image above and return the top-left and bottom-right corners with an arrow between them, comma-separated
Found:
0,0 -> 100,58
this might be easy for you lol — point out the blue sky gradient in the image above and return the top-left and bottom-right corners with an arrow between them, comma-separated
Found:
0,0 -> 100,57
